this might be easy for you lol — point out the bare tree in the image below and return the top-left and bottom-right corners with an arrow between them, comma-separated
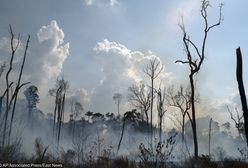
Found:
128,83 -> 152,134
156,88 -> 166,143
49,77 -> 69,144
1,25 -> 30,147
113,93 -> 122,116
175,0 -> 223,157
143,58 -> 163,146
236,47 -> 248,146
0,63 -> 6,116
0,82 -> 13,117
0,63 -> 5,78
208,118 -> 212,156
166,85 -> 195,142
227,105 -> 245,138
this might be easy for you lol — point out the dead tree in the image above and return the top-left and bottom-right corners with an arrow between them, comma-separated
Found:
49,77 -> 69,144
143,58 -> 163,147
113,93 -> 122,117
128,83 -> 152,134
236,47 -> 248,146
0,82 -> 13,117
0,63 -> 5,78
156,88 -> 166,143
166,85 -> 194,142
0,63 -> 6,115
8,34 -> 30,145
208,118 -> 212,156
227,106 -> 245,138
175,0 -> 223,157
69,100 -> 83,139
1,25 -> 30,147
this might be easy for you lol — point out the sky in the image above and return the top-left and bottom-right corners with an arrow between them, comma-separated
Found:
0,0 -> 248,126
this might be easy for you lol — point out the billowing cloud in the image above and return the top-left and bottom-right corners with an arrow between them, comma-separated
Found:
0,20 -> 70,113
0,20 -> 70,85
34,20 -> 69,82
33,20 -> 69,112
91,39 -> 174,113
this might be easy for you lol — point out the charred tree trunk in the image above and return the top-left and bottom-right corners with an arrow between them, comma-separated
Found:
0,84 -> 13,118
236,47 -> 248,146
145,111 -> 149,135
8,35 -> 30,144
50,78 -> 68,145
182,113 -> 186,142
143,58 -> 163,149
189,73 -> 198,158
117,118 -> 126,153
150,78 -> 154,148
208,118 -> 212,156
2,32 -> 15,147
57,91 -> 66,144
157,88 -> 165,144
175,0 -> 222,158
0,97 -> 2,117
159,117 -> 162,143
53,91 -> 59,136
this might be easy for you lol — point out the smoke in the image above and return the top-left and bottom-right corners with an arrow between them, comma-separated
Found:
3,94 -> 247,163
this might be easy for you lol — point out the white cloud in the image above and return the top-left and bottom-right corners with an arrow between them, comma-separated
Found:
30,20 -> 69,83
0,20 -> 69,113
37,21 -> 64,45
34,20 -> 69,112
91,39 -> 174,113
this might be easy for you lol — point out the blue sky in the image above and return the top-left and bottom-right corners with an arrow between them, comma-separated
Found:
0,0 -> 248,124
